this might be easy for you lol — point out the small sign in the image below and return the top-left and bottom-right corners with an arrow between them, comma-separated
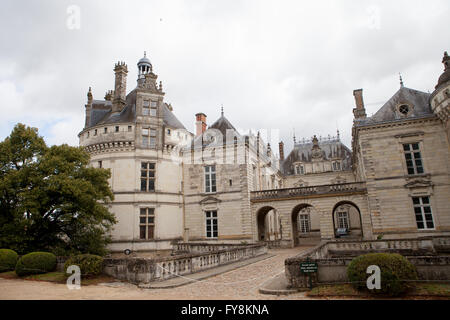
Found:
300,262 -> 318,273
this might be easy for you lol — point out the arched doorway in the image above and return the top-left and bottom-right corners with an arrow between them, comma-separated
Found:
256,206 -> 281,243
291,204 -> 320,246
332,201 -> 363,239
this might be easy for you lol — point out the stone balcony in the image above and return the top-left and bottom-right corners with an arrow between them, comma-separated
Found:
250,182 -> 367,202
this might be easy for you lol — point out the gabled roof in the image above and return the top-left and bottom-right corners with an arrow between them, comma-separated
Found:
358,86 -> 433,126
189,114 -> 240,149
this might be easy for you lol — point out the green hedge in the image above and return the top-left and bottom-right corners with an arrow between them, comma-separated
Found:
64,254 -> 104,277
0,249 -> 19,272
15,252 -> 57,277
347,253 -> 418,296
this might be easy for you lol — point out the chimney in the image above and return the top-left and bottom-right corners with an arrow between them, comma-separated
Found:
112,61 -> 128,113
353,89 -> 367,119
279,141 -> 284,161
195,113 -> 207,136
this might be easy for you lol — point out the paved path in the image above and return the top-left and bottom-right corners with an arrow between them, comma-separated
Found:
0,247 -> 316,300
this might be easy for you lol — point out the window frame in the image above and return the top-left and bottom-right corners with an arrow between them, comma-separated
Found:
412,196 -> 435,230
337,211 -> 349,229
204,165 -> 217,193
299,214 -> 310,234
205,210 -> 218,239
139,207 -> 155,240
140,162 -> 156,192
403,142 -> 424,175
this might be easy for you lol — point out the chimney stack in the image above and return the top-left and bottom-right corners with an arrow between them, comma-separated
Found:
195,113 -> 207,136
85,87 -> 93,128
353,89 -> 367,119
112,61 -> 128,113
279,141 -> 284,161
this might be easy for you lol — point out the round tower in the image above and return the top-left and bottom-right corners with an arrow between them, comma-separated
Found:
430,51 -> 450,143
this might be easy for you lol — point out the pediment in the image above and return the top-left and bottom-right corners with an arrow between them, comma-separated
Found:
199,196 -> 222,205
404,179 -> 433,189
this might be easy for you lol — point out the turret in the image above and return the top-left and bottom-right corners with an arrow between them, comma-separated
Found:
430,51 -> 450,144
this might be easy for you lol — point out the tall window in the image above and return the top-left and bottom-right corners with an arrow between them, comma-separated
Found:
141,162 -> 155,192
337,211 -> 349,229
205,211 -> 218,238
139,208 -> 155,240
403,143 -> 424,175
150,101 -> 157,116
143,100 -> 150,116
299,214 -> 310,233
333,161 -> 341,171
412,196 -> 434,230
142,128 -> 157,149
205,165 -> 216,193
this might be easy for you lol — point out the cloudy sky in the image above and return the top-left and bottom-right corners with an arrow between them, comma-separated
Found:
0,0 -> 448,154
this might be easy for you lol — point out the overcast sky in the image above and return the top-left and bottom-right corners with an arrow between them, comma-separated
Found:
0,0 -> 448,155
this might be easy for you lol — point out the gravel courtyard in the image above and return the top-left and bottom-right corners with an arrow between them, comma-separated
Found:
0,247 -> 318,300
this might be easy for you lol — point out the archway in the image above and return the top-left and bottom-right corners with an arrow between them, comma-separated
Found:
256,206 -> 281,243
332,201 -> 363,239
291,204 -> 320,246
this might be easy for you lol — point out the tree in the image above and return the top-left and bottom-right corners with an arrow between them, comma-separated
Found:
0,123 -> 116,255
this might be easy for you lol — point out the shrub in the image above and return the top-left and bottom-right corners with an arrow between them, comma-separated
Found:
15,252 -> 57,276
64,254 -> 104,277
347,253 -> 418,296
0,249 -> 19,272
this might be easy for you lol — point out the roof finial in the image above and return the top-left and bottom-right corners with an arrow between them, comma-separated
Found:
337,129 -> 340,140
293,128 -> 296,144
144,51 -> 147,58
221,104 -> 224,117
399,72 -> 404,87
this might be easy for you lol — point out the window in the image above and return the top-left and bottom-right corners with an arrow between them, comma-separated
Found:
167,129 -> 171,135
205,165 -> 216,193
94,129 -> 98,136
87,131 -> 90,138
104,127 -> 108,134
229,179 -> 232,187
412,196 -> 434,230
139,208 -> 155,240
143,100 -> 150,116
333,161 -> 341,171
299,214 -> 310,233
399,104 -> 409,115
115,126 -> 119,132
141,162 -> 155,192
142,128 -> 157,149
98,161 -> 102,168
150,101 -> 157,116
205,211 -> 218,238
403,143 -> 424,175
128,126 -> 132,132
337,212 -> 349,229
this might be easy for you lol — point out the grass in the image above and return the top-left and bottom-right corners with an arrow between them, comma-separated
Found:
307,282 -> 450,298
0,271 -> 115,285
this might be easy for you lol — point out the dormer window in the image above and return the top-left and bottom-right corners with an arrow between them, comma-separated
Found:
104,127 -> 108,134
115,126 -> 119,132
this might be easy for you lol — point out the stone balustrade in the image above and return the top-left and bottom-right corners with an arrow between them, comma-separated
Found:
250,182 -> 366,201
103,243 -> 267,284
285,236 -> 450,289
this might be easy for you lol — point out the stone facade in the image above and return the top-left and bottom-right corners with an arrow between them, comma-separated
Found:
78,52 -> 450,252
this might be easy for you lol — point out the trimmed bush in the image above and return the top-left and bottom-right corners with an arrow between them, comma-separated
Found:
15,252 -> 57,277
64,254 -> 104,277
0,249 -> 19,272
347,253 -> 418,296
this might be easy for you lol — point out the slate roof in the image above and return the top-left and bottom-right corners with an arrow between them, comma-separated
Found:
355,86 -> 433,127
87,89 -> 186,130
281,138 -> 352,174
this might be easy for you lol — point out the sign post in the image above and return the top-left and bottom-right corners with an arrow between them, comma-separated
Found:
300,260 -> 318,289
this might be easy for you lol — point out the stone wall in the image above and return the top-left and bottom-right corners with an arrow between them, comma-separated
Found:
285,236 -> 450,289
103,243 -> 267,284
